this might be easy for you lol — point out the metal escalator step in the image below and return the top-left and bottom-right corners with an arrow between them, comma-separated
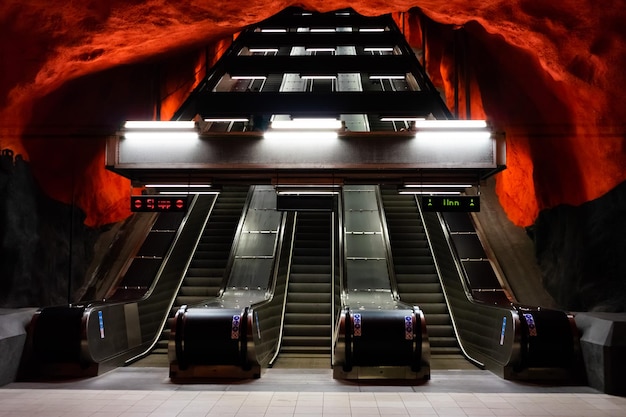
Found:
279,345 -> 331,355
394,264 -> 437,274
289,265 -> 332,275
176,295 -> 214,306
288,273 -> 332,284
430,346 -> 463,355
287,292 -> 333,304
185,268 -> 226,277
288,282 -> 332,293
285,303 -> 332,314
178,286 -> 221,297
429,336 -> 459,348
422,313 -> 452,326
284,313 -> 332,325
392,256 -> 434,266
283,324 -> 331,337
426,324 -> 456,338
183,277 -> 223,287
395,273 -> 440,285
397,282 -> 442,294
281,335 -> 332,347
400,293 -> 446,305
419,303 -> 451,315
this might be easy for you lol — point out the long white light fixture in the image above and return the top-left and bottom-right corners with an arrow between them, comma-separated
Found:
300,75 -> 337,80
261,28 -> 287,33
360,28 -> 386,32
364,47 -> 394,52
398,190 -> 463,195
231,75 -> 267,80
369,75 -> 405,80
413,120 -> 488,129
123,120 -> 199,141
380,117 -> 426,122
248,48 -> 279,53
264,117 -> 342,141
270,118 -> 342,130
306,47 -> 336,53
124,121 -> 196,129
204,118 -> 249,123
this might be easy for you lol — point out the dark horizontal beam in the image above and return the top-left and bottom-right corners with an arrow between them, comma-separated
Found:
239,31 -> 402,48
192,91 -> 447,118
224,55 -> 413,76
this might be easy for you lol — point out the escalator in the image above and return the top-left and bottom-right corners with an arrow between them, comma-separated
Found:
380,187 -> 462,359
20,194 -> 217,377
154,186 -> 249,354
274,211 -> 333,365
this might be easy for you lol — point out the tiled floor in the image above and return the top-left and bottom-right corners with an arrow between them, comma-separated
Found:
2,364 -> 625,417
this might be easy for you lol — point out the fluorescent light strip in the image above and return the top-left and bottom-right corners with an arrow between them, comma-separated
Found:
369,75 -> 405,80
264,131 -> 338,140
364,47 -> 394,52
300,75 -> 337,80
159,191 -> 220,195
306,47 -> 336,52
124,132 -> 198,140
261,28 -> 287,33
271,118 -> 342,130
403,184 -> 472,188
399,191 -> 463,195
413,120 -> 488,129
310,28 -> 336,32
249,48 -> 279,53
124,121 -> 195,129
204,118 -> 249,123
231,75 -> 267,80
146,184 -> 211,188
380,117 -> 426,122
360,28 -> 385,32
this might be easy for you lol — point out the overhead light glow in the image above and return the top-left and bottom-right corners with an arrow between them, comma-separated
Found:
124,121 -> 196,129
310,28 -> 336,32
306,47 -> 336,52
231,75 -> 267,80
369,75 -> 405,80
364,47 -> 394,52
360,28 -> 385,32
146,184 -> 211,188
123,132 -> 199,141
264,131 -> 338,141
270,118 -> 342,130
398,190 -> 463,195
249,48 -> 279,53
380,117 -> 426,122
413,120 -> 488,129
300,75 -> 337,80
261,28 -> 287,33
204,118 -> 250,123
403,184 -> 473,188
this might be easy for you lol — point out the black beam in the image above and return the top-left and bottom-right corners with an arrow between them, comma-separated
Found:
225,55 -> 413,76
193,91 -> 447,117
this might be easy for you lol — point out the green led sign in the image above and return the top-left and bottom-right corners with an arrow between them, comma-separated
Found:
421,196 -> 480,212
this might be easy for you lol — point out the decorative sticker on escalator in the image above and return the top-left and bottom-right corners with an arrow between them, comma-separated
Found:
405,316 -> 414,340
500,316 -> 506,345
98,310 -> 105,339
231,314 -> 241,340
523,313 -> 537,336
353,313 -> 362,337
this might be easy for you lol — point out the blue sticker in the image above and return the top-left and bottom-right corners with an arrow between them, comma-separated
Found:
500,316 -> 506,345
405,316 -> 413,340
353,313 -> 362,337
98,310 -> 105,339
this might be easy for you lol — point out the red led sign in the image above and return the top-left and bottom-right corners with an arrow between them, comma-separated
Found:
131,195 -> 189,212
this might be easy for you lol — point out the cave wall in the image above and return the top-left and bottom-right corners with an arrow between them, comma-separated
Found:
1,1 -> 626,309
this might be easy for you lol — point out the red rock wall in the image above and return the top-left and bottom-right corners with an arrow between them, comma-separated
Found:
1,1 -> 625,227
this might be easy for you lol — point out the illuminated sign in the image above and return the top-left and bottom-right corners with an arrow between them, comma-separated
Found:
421,196 -> 480,212
131,195 -> 189,212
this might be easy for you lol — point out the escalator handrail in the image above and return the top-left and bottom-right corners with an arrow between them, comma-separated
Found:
219,186 -> 255,296
125,194 -> 219,363
375,185 -> 401,301
414,195 -> 485,369
78,194 -> 214,363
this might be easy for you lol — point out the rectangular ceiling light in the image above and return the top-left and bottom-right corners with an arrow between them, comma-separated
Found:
369,75 -> 405,80
204,118 -> 250,123
248,48 -> 279,53
124,121 -> 196,129
231,75 -> 267,80
261,28 -> 287,33
270,118 -> 342,130
413,120 -> 488,129
380,117 -> 426,122
364,47 -> 394,52
300,75 -> 337,80
305,47 -> 336,52
310,28 -> 336,32
359,28 -> 385,32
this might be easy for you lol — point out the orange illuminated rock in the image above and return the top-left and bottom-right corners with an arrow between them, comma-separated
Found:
1,0 -> 624,227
